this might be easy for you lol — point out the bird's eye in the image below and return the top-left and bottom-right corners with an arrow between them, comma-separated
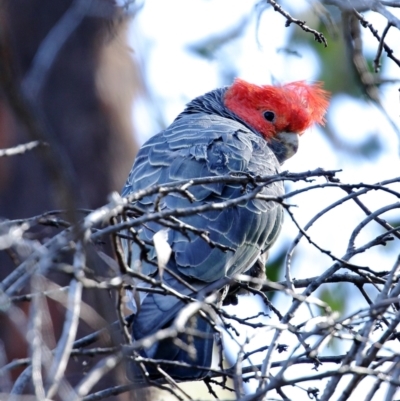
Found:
263,111 -> 275,122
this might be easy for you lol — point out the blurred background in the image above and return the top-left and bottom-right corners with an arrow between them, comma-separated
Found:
0,0 -> 400,399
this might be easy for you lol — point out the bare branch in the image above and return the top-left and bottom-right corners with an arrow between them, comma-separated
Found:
266,0 -> 328,46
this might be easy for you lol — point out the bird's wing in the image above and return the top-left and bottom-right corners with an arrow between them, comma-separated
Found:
122,112 -> 283,277
123,113 -> 284,379
122,113 -> 283,340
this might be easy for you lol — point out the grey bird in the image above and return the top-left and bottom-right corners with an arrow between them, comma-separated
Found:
121,78 -> 329,381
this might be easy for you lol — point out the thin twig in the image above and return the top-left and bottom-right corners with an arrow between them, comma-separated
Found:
0,140 -> 48,157
266,0 -> 327,46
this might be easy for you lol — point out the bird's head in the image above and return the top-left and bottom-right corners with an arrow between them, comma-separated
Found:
224,79 -> 330,161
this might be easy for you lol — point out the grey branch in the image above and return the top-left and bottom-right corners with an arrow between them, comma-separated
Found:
0,140 -> 48,157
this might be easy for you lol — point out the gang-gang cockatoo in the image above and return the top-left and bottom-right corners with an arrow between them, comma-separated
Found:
121,78 -> 329,381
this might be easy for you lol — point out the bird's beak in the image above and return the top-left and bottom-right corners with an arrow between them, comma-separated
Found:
276,132 -> 299,160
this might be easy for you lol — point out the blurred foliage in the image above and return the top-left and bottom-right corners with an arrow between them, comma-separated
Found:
265,246 -> 287,300
289,11 -> 385,98
319,285 -> 347,314
297,25 -> 359,96
285,10 -> 386,160
357,132 -> 382,158
318,284 -> 348,353
387,219 -> 400,230
187,17 -> 249,60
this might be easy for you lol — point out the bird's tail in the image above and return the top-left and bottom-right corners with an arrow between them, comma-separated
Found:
128,313 -> 215,381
